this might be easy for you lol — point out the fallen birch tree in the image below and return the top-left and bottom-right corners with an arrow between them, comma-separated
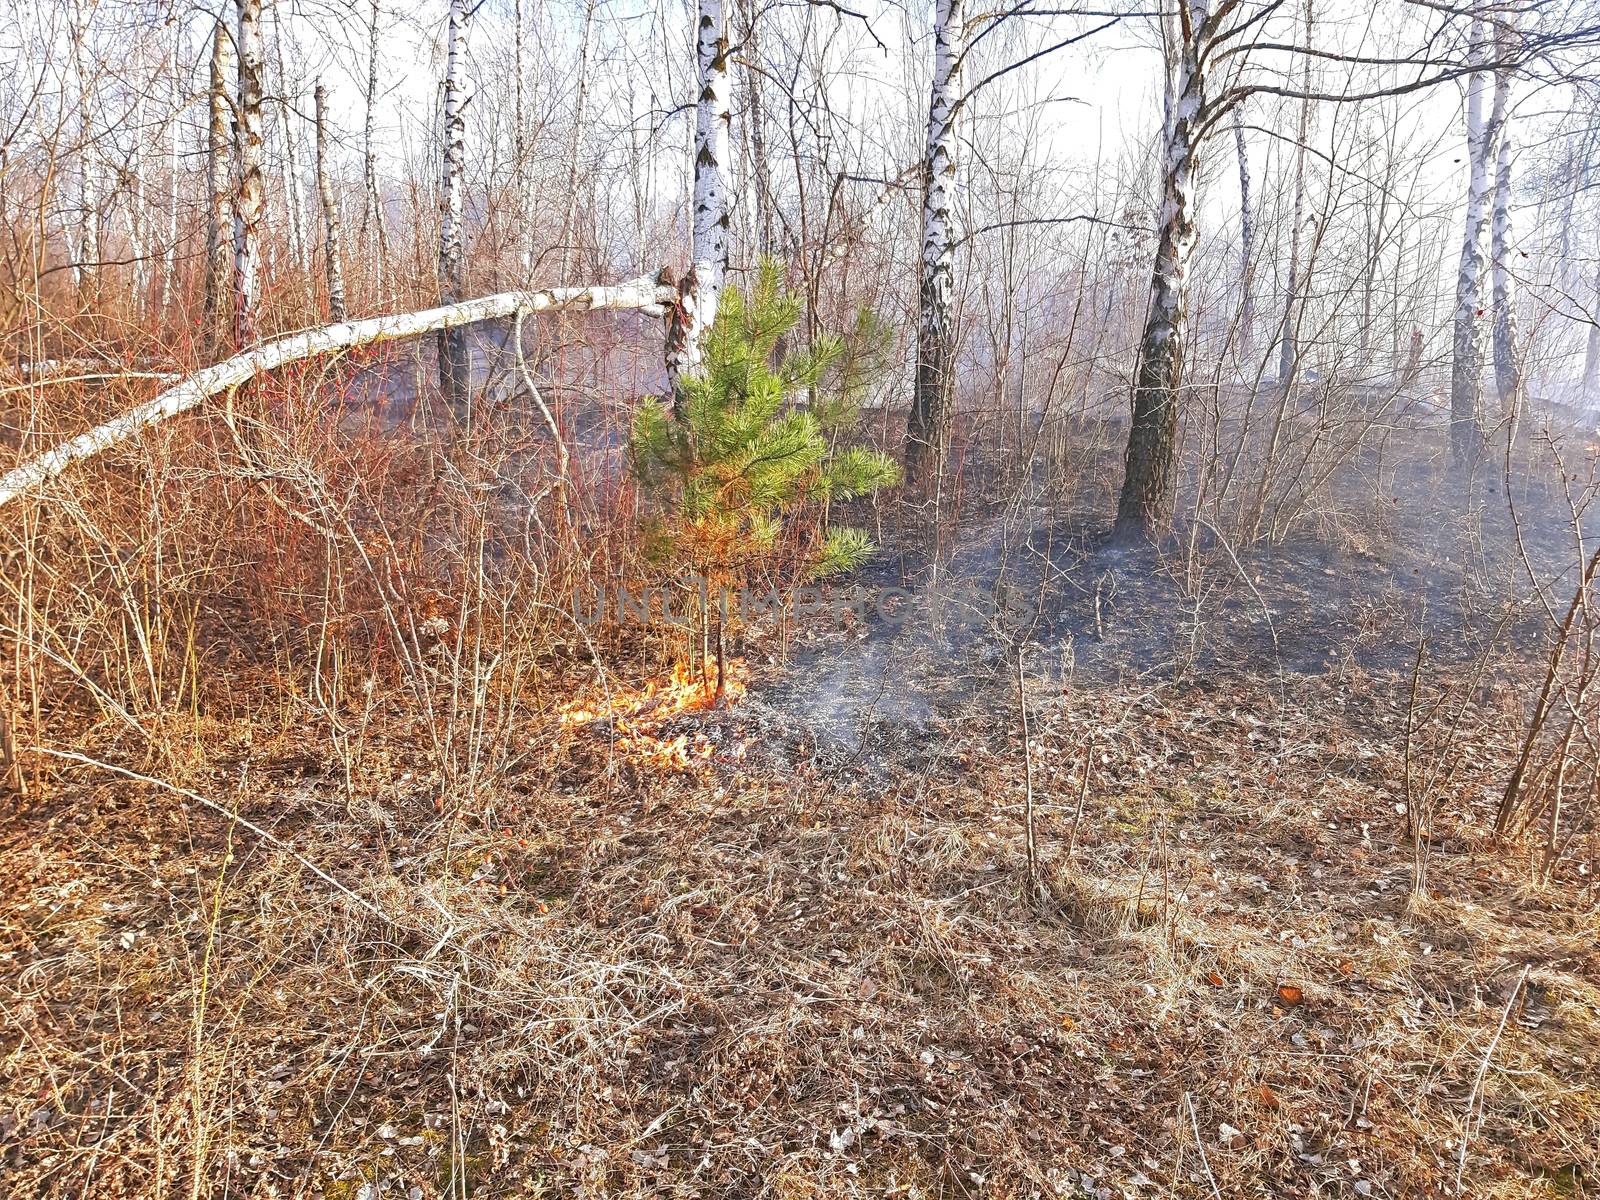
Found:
0,278 -> 675,511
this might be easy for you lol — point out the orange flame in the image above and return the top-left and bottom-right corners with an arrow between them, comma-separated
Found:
558,658 -> 748,772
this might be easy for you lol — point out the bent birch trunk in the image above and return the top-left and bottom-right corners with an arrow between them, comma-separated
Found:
0,280 -> 675,511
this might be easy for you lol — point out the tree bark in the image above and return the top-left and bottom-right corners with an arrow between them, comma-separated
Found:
68,3 -> 100,307
1450,18 -> 1493,466
362,0 -> 390,298
1114,1 -> 1206,540
271,4 -> 306,269
1584,258 -> 1600,400
438,0 -> 471,414
1232,103 -> 1255,360
665,0 -> 733,398
0,279 -> 677,511
514,0 -> 532,279
314,83 -> 347,322
1275,2 -> 1314,389
233,0 -> 266,348
902,0 -> 962,486
161,57 -> 180,317
204,20 -> 234,353
737,0 -> 775,257
129,89 -> 151,313
557,0 -> 598,282
1488,23 -> 1522,425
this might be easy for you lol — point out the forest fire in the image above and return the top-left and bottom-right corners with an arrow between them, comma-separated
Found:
11,0 -> 1600,1192
558,658 -> 749,772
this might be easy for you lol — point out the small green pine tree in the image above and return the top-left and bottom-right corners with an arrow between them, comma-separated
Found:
630,261 -> 900,587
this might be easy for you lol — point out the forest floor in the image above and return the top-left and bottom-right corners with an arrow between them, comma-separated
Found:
4,463 -> 1600,1199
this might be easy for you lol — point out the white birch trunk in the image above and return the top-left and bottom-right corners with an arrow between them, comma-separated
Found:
557,0 -> 598,282
161,59 -> 180,316
1114,0 -> 1208,537
314,83 -> 348,322
1585,257 -> 1600,399
234,0 -> 266,347
1232,102 -> 1255,360
438,0 -> 471,411
0,279 -> 676,511
738,0 -> 775,257
68,4 -> 100,304
1450,18 -> 1493,465
514,0 -> 533,279
665,0 -> 733,396
205,20 -> 235,351
272,4 -> 306,268
130,89 -> 151,314
1488,24 -> 1522,424
1275,4 -> 1313,390
903,0 -> 962,484
363,0 -> 390,299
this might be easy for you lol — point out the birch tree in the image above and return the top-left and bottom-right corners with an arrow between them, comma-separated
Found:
363,0 -> 390,297
1114,0 -> 1208,538
557,0 -> 598,283
0,279 -> 678,510
1489,20 -> 1523,423
1233,102 -> 1256,360
737,0 -> 776,257
204,20 -> 234,353
314,83 -> 347,322
902,0 -> 962,487
1449,17 -> 1493,466
513,0 -> 533,278
68,0 -> 100,306
438,0 -> 472,413
1275,3 -> 1314,389
1584,261 -> 1600,399
271,4 -> 306,270
234,0 -> 266,347
1109,1 -> 1582,538
664,0 -> 733,399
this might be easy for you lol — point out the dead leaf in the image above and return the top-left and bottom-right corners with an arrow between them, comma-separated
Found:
1277,983 -> 1304,1006
1205,970 -> 1225,987
1254,1083 -> 1280,1109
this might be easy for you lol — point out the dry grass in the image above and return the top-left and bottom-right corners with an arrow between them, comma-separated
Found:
3,654 -> 1596,1199
4,361 -> 1598,1198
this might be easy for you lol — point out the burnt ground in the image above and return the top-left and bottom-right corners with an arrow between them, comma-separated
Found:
3,430 -> 1599,1200
759,427 -> 1578,774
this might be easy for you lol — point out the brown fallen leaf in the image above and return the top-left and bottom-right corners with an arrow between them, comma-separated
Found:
1205,970 -> 1225,987
1277,983 -> 1304,1006
1254,1083 -> 1280,1109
